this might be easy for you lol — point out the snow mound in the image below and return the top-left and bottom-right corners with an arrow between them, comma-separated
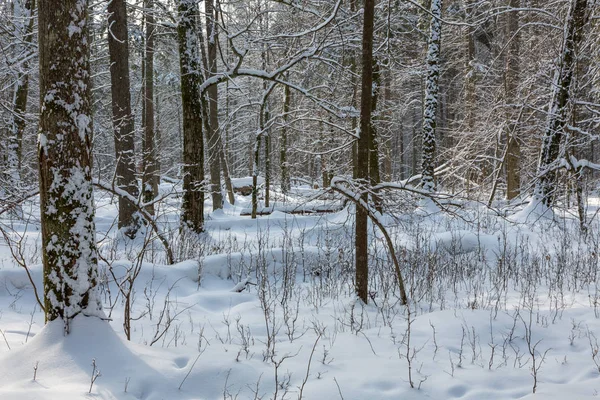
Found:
511,199 -> 555,223
0,316 -> 174,400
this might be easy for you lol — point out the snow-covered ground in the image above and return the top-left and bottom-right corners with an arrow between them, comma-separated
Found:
2,185 -> 600,399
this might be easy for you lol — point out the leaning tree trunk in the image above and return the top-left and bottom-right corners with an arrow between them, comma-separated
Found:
420,0 -> 442,193
6,0 -> 35,190
534,0 -> 588,207
177,0 -> 205,233
505,0 -> 522,200
355,0 -> 375,304
107,0 -> 140,235
38,0 -> 102,332
142,0 -> 158,215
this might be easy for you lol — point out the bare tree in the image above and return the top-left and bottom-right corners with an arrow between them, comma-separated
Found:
6,0 -> 35,190
420,0 -> 442,193
534,0 -> 588,207
355,0 -> 376,304
142,0 -> 158,215
107,0 -> 140,235
204,0 -> 224,210
178,0 -> 205,233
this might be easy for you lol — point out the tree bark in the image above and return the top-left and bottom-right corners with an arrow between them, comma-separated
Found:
355,0 -> 375,304
204,0 -> 224,210
420,0 -> 442,193
38,0 -> 102,331
534,0 -> 588,207
107,0 -> 139,235
505,0 -> 521,200
142,0 -> 158,215
370,59 -> 382,212
6,0 -> 35,190
177,0 -> 205,233
280,84 -> 291,194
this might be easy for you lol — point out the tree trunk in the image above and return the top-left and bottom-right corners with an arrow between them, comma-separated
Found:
280,84 -> 291,194
142,0 -> 158,215
505,0 -> 521,200
6,0 -> 35,190
204,0 -> 224,210
107,0 -> 139,235
355,0 -> 375,304
265,119 -> 271,207
420,0 -> 442,193
534,0 -> 588,207
464,0 -> 476,131
178,0 -> 205,233
370,59 -> 382,211
38,0 -> 102,331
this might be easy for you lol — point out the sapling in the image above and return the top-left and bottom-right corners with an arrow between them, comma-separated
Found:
32,361 -> 38,381
89,359 -> 101,394
520,310 -> 550,394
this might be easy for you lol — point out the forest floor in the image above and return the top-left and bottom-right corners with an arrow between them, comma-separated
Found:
1,182 -> 600,399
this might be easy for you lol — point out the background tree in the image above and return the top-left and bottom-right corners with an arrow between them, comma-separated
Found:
142,0 -> 158,215
420,0 -> 442,193
107,0 -> 139,235
534,0 -> 589,208
355,0 -> 375,304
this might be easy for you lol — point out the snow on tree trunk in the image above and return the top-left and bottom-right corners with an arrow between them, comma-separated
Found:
177,0 -> 205,233
420,0 -> 442,193
280,84 -> 291,194
107,0 -> 140,235
6,0 -> 35,190
533,0 -> 588,208
38,0 -> 103,332
142,0 -> 158,215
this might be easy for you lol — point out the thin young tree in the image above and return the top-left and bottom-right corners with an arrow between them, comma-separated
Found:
107,0 -> 140,235
38,0 -> 103,331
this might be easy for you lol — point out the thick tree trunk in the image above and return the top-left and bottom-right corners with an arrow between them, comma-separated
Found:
142,0 -> 158,215
420,0 -> 442,193
177,0 -> 205,233
505,0 -> 521,200
534,0 -> 588,207
355,0 -> 375,304
38,0 -> 102,331
107,0 -> 139,235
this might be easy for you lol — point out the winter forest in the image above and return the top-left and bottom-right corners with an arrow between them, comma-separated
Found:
2,0 -> 600,398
